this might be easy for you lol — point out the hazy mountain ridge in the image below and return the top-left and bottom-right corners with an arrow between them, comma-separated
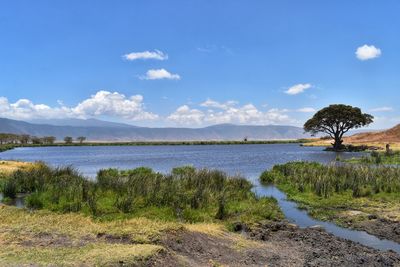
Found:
0,118 -> 311,141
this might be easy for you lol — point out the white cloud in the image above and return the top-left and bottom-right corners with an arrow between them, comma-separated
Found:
370,106 -> 393,112
167,105 -> 204,125
72,91 -> 158,120
0,91 -> 158,121
200,99 -> 238,110
297,107 -> 316,113
356,45 -> 381,61
141,69 -> 181,80
285,83 -> 312,95
167,100 -> 293,126
123,50 -> 168,61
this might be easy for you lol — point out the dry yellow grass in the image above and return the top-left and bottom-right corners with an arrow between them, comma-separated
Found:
185,223 -> 263,251
0,243 -> 163,266
0,206 -> 268,265
0,206 -> 179,266
0,160 -> 36,175
304,140 -> 400,151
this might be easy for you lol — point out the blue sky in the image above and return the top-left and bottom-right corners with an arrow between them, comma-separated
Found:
0,0 -> 399,128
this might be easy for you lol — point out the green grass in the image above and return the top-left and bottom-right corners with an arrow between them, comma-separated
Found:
1,164 -> 282,227
0,144 -> 15,152
260,161 -> 400,224
345,151 -> 400,165
0,164 -> 283,266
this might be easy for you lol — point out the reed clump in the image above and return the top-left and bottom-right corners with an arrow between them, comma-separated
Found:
1,164 -> 281,224
261,161 -> 400,198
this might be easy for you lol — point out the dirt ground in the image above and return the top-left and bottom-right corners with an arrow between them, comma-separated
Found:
150,222 -> 400,267
350,218 -> 400,244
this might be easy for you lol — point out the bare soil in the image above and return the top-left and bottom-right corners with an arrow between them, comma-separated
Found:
351,218 -> 400,244
149,222 -> 400,267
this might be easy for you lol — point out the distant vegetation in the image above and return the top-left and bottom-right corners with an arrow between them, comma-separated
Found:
0,133 -> 57,145
0,137 -> 312,153
0,164 -> 281,225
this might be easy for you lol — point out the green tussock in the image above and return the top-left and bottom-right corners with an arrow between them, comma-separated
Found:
1,163 -> 282,226
260,161 -> 400,224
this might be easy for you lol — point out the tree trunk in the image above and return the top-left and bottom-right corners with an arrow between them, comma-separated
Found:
332,135 -> 343,151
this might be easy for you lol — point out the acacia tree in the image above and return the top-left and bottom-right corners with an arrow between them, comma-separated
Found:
64,136 -> 73,144
77,136 -> 86,144
43,136 -> 56,144
304,104 -> 373,150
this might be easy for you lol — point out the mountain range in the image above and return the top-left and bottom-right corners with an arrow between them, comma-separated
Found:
0,118 -> 312,141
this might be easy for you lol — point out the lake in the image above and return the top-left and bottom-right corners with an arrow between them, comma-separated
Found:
0,144 -> 362,181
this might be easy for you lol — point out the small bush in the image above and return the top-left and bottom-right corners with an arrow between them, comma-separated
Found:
2,179 -> 17,199
259,170 -> 276,184
26,193 -> 44,210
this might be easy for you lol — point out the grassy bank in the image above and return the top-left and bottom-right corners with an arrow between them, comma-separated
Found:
0,206 -> 169,265
345,151 -> 400,165
0,164 -> 282,265
0,164 -> 281,225
260,162 -> 400,225
0,144 -> 16,152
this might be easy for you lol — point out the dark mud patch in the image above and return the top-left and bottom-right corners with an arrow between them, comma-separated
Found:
96,232 -> 135,244
158,228 -> 299,266
250,221 -> 400,267
16,232 -> 94,248
351,217 -> 400,244
153,222 -> 400,267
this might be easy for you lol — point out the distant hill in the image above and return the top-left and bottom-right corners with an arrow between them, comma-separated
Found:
346,124 -> 400,143
0,118 -> 311,141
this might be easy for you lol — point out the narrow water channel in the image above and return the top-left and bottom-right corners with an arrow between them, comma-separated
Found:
254,183 -> 400,254
0,193 -> 25,208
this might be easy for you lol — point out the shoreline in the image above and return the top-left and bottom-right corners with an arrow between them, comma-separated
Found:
0,139 -> 309,153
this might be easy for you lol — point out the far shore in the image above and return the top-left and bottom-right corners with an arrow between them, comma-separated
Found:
0,139 -> 312,153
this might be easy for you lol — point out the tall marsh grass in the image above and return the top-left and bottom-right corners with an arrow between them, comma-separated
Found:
261,162 -> 400,198
1,163 -> 280,223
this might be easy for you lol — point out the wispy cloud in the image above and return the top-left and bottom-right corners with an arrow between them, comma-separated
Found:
297,107 -> 316,113
200,99 -> 238,110
370,106 -> 393,112
356,45 -> 381,61
140,68 -> 181,80
123,50 -> 168,61
285,83 -> 312,95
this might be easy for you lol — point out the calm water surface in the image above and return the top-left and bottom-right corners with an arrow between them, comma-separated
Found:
2,144 -> 400,253
0,144 -> 361,180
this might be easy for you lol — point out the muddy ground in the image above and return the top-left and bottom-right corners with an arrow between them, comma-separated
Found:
343,216 -> 400,244
149,221 -> 400,267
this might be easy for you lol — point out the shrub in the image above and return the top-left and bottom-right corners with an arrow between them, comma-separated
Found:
259,170 -> 275,184
2,179 -> 17,199
25,192 -> 44,210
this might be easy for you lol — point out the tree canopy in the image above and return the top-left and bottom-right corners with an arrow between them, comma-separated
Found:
304,104 -> 373,150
